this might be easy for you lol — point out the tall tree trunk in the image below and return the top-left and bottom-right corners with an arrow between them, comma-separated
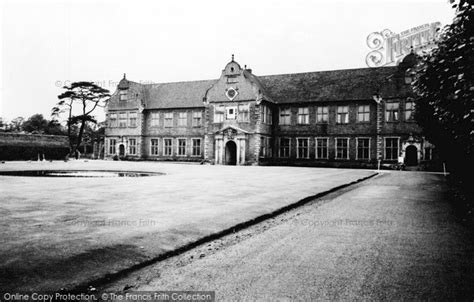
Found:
67,102 -> 74,156
74,118 -> 87,158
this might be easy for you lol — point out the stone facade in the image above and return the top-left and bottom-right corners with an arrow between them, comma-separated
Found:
104,56 -> 438,170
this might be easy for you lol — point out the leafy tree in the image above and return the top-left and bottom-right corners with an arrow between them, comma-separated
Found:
22,114 -> 49,133
413,0 -> 473,178
45,120 -> 66,135
8,116 -> 25,132
12,114 -> 66,135
52,82 -> 110,157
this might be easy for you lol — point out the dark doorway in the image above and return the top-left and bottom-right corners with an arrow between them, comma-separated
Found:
225,141 -> 237,165
119,144 -> 125,157
405,145 -> 418,166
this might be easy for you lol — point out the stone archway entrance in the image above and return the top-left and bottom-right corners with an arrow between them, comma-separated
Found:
225,141 -> 237,165
118,144 -> 125,157
405,145 -> 418,166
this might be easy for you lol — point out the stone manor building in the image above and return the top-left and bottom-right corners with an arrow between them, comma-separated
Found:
104,55 -> 437,169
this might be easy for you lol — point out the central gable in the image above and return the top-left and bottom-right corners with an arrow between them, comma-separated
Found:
205,57 -> 264,104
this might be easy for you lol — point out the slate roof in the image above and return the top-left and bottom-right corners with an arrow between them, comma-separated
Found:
136,66 -> 411,109
258,66 -> 412,104
144,80 -> 216,109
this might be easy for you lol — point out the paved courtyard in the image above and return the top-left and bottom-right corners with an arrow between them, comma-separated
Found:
103,172 -> 474,300
0,161 -> 374,291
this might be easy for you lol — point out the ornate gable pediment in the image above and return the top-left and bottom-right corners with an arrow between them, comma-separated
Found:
205,56 -> 265,104
215,126 -> 250,139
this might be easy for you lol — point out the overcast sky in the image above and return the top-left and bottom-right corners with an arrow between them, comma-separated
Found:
0,0 -> 454,122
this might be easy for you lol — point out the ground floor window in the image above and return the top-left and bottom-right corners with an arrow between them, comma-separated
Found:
424,147 -> 433,160
108,139 -> 116,155
163,138 -> 173,156
177,138 -> 186,156
336,138 -> 349,159
297,138 -> 309,159
260,137 -> 272,157
192,138 -> 201,156
385,138 -> 399,160
150,139 -> 159,155
316,138 -> 328,159
128,138 -> 137,155
279,138 -> 290,158
357,138 -> 370,160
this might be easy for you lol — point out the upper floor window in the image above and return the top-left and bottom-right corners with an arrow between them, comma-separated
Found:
129,112 -> 137,127
178,112 -> 187,127
262,106 -> 272,124
109,113 -> 117,127
227,107 -> 237,120
164,112 -> 173,128
357,105 -> 370,122
214,105 -> 225,123
128,138 -> 137,155
151,112 -> 159,127
336,106 -> 349,124
316,106 -> 328,123
279,108 -> 291,125
119,90 -> 127,101
297,107 -> 309,124
405,100 -> 415,121
385,102 -> 399,122
192,111 -> 202,127
238,104 -> 250,122
118,112 -> 127,127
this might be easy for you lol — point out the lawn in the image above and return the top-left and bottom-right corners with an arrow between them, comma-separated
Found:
0,160 -> 375,291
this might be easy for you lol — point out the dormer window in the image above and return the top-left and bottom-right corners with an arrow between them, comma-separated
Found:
119,90 -> 127,101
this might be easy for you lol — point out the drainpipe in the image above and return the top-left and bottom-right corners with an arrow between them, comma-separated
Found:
373,94 -> 383,169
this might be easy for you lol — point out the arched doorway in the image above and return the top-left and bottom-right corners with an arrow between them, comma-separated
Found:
225,141 -> 237,165
405,145 -> 418,166
118,144 -> 125,157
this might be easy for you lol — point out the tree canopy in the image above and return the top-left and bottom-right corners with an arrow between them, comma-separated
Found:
413,0 -> 473,177
52,81 -> 110,157
1,114 -> 65,135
